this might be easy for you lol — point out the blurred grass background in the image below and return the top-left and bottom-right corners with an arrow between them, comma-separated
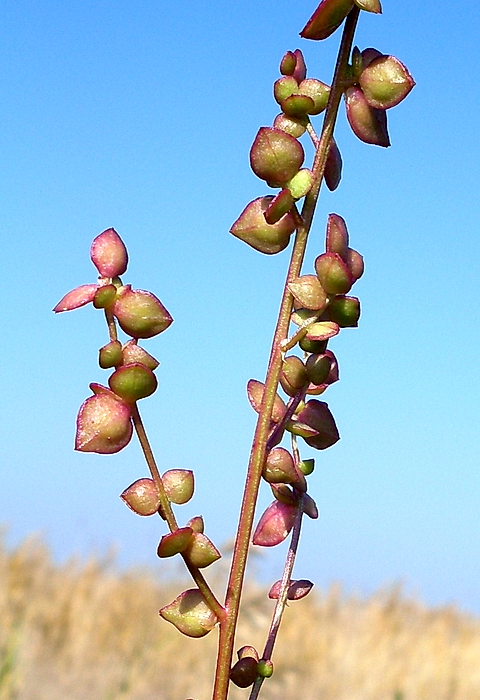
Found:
1,534 -> 480,700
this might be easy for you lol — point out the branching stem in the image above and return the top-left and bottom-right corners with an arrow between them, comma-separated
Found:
212,9 -> 360,700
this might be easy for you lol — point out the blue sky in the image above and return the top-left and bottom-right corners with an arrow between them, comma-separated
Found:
2,0 -> 480,613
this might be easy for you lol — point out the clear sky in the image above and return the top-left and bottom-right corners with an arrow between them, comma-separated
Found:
2,0 -> 480,613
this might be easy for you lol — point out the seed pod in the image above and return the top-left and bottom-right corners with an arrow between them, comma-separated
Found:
109,363 -> 158,402
292,49 -> 307,83
306,353 -> 333,385
157,527 -> 193,558
300,0 -> 355,41
346,248 -> 364,281
230,197 -> 296,255
268,579 -> 314,600
250,127 -> 304,185
298,78 -> 330,115
263,447 -> 298,485
326,213 -> 349,261
247,379 -> 286,423
113,286 -> 173,339
359,54 -> 415,110
162,469 -> 195,505
121,339 -> 159,370
184,532 -> 221,568
325,139 -> 342,191
304,321 -> 340,342
120,478 -> 160,516
288,274 -> 327,311
159,589 -> 218,638
280,355 -> 308,397
273,112 -> 308,138
299,337 -> 328,353
75,392 -> 132,454
90,228 -> 128,278
296,399 -> 340,450
315,252 -> 353,295
345,86 -> 390,147
252,500 -> 297,547
230,657 -> 258,688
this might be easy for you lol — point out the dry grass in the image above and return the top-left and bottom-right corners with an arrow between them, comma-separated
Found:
1,534 -> 480,700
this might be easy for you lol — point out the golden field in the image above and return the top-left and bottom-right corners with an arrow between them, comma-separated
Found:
1,534 -> 480,700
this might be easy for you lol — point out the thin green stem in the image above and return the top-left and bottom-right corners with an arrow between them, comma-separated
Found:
212,9 -> 360,700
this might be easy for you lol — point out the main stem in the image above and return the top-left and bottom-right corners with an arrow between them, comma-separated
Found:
212,10 -> 360,700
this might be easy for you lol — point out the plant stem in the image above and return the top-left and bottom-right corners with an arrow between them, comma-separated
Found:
131,404 -> 225,619
248,496 -> 305,700
212,9 -> 360,700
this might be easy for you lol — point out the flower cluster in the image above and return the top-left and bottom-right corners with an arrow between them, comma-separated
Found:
54,228 -> 172,453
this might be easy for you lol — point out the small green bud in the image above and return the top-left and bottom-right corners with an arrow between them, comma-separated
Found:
99,340 -> 123,369
109,363 -> 157,402
299,337 -> 328,353
273,76 -> 299,105
298,458 -> 315,475
306,353 -> 333,385
257,659 -> 274,678
93,283 -> 118,309
280,51 -> 297,76
280,355 -> 308,397
264,189 -> 294,225
286,168 -> 314,200
281,94 -> 315,119
327,295 -> 361,327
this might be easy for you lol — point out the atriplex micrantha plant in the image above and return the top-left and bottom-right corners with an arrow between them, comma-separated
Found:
54,1 -> 414,699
